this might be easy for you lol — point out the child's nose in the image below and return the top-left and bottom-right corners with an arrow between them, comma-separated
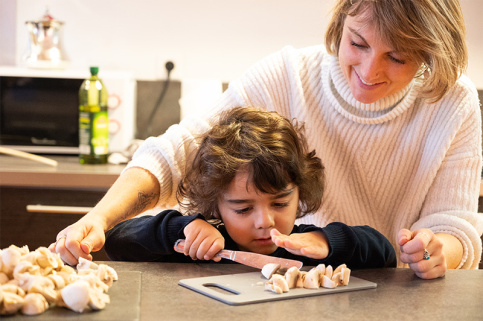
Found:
254,209 -> 275,229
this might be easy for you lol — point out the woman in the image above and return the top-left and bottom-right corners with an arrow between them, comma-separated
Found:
52,0 -> 482,279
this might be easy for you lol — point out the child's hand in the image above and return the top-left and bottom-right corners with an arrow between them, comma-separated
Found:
182,219 -> 225,262
270,228 -> 329,259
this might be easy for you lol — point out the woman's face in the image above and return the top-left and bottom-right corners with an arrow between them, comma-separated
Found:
338,11 -> 420,104
217,169 -> 299,255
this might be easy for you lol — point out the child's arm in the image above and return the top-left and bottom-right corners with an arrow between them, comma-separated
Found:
104,209 -> 214,261
271,223 -> 397,269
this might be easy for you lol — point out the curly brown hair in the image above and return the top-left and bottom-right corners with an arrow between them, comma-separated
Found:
177,106 -> 324,219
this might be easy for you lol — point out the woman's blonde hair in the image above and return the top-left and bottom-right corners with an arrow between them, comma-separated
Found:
325,0 -> 468,103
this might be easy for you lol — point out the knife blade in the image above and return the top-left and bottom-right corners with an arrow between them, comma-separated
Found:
174,239 -> 303,270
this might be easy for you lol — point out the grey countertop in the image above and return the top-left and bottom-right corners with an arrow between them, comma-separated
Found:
3,262 -> 481,321
0,155 -> 125,189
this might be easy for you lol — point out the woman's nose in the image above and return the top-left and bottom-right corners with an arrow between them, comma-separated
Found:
254,209 -> 275,229
359,54 -> 383,82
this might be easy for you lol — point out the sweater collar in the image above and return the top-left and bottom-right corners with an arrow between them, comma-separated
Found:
322,54 -> 422,124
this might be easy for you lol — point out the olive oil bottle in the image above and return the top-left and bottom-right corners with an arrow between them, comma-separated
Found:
79,66 -> 109,164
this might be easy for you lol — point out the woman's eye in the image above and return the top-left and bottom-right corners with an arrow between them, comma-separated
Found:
350,41 -> 366,49
389,55 -> 406,65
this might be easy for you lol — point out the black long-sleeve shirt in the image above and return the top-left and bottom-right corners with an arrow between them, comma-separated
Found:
105,210 -> 396,269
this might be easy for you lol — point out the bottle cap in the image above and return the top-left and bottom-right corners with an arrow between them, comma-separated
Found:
90,66 -> 99,76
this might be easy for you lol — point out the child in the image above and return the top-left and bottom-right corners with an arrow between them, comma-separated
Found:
105,107 -> 396,269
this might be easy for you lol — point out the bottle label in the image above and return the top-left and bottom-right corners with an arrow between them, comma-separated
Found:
79,110 -> 109,155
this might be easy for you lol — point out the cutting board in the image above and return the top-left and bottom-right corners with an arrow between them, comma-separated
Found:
179,271 -> 376,305
2,271 -> 142,321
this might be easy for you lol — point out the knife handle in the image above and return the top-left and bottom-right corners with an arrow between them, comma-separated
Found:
174,239 -> 233,260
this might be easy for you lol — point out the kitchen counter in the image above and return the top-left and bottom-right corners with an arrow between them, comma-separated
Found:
3,262 -> 481,321
0,155 -> 125,189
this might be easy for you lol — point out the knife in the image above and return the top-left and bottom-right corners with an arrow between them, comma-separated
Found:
174,239 -> 303,270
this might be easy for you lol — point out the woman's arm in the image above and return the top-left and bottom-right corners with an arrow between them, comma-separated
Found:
51,167 -> 160,265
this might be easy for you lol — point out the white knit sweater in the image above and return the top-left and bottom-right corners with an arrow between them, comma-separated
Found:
128,45 -> 483,268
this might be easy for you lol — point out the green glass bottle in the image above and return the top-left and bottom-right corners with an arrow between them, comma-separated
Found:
79,66 -> 109,164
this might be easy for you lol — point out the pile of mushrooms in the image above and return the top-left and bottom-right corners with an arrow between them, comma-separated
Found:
0,244 -> 118,316
262,263 -> 350,294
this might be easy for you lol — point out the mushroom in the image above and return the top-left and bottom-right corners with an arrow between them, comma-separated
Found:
303,268 -> 320,289
321,275 -> 338,289
21,293 -> 48,315
1,283 -> 25,297
261,263 -> 281,279
295,271 -> 307,288
284,266 -> 300,289
0,291 -> 24,315
324,264 -> 333,279
35,247 -> 59,269
77,257 -> 99,271
0,272 -> 9,285
333,264 -> 346,275
60,280 -> 91,313
1,246 -> 22,276
97,264 -> 118,287
265,274 -> 289,294
88,288 -> 111,310
315,263 -> 326,275
48,274 -> 66,290
27,276 -> 58,304
340,267 -> 351,286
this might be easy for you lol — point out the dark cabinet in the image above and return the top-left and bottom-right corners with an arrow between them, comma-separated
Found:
0,186 -> 109,261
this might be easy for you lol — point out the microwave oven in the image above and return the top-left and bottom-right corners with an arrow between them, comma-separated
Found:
0,66 -> 136,154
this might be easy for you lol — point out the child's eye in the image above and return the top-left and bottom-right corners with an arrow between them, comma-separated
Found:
274,202 -> 289,208
234,207 -> 251,215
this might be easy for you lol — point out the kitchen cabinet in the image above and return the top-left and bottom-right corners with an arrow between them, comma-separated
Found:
0,186 -> 110,260
0,155 -> 125,261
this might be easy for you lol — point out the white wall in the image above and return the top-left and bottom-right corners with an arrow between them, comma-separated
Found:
1,0 -> 482,87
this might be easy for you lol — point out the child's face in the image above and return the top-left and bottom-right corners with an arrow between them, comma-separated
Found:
217,169 -> 299,255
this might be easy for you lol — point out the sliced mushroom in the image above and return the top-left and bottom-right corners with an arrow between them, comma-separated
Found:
340,267 -> 351,286
77,257 -> 99,271
333,264 -> 346,275
61,280 -> 91,313
35,247 -> 59,269
303,268 -> 320,289
1,283 -> 25,297
261,263 -> 281,279
315,263 -> 326,275
1,246 -> 22,276
88,288 -> 111,310
48,274 -> 66,290
321,275 -> 338,289
324,265 -> 333,279
0,291 -> 24,315
21,293 -> 49,315
295,271 -> 307,288
284,266 -> 300,289
0,272 -> 8,285
27,276 -> 57,303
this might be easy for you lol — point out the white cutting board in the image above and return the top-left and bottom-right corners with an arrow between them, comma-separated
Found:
179,272 -> 376,305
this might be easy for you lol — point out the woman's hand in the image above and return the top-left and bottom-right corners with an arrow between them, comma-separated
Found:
270,228 -> 329,259
398,228 -> 446,279
182,219 -> 225,261
48,216 -> 106,266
